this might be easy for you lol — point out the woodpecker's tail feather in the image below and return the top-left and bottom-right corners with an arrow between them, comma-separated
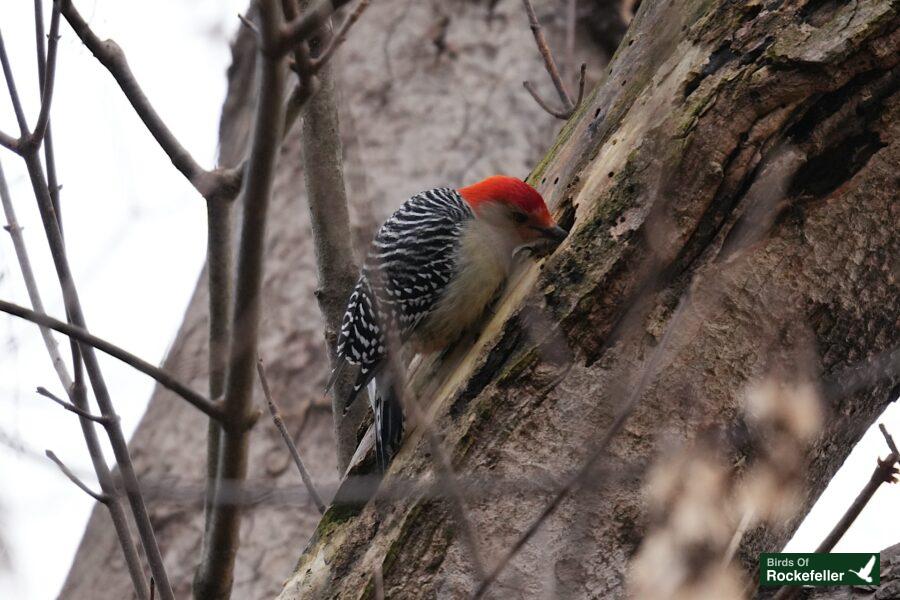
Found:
326,359 -> 378,413
369,370 -> 405,472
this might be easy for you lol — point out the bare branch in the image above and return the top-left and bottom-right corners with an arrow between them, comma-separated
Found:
26,1 -> 61,150
0,298 -> 222,421
201,198 -> 233,540
519,1 -> 588,120
22,128 -> 174,600
37,385 -> 113,425
773,426 -> 899,600
274,0 -> 355,56
295,14 -> 362,471
257,358 -> 326,513
522,62 -> 586,121
521,0 -> 572,109
58,0 -> 231,201
564,0 -> 577,86
522,80 -> 572,120
309,0 -> 370,71
33,0 -> 64,222
0,160 -> 71,388
238,13 -> 261,37
880,423 -> 899,459
813,427 -> 899,553
194,1 -> 287,596
0,130 -> 18,152
3,12 -> 157,594
46,450 -> 109,503
573,62 -> 587,110
0,29 -> 29,135
2,157 -> 149,599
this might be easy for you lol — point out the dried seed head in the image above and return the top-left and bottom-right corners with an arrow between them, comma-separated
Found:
744,379 -> 822,442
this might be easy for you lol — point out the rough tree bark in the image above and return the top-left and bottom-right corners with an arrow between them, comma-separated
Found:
60,1 -> 613,598
275,0 -> 900,598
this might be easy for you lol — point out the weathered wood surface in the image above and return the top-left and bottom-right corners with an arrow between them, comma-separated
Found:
276,0 -> 899,598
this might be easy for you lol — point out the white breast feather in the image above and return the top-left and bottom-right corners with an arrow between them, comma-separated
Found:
415,219 -> 518,350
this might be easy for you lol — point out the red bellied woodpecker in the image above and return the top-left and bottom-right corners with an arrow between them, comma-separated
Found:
328,175 -> 567,470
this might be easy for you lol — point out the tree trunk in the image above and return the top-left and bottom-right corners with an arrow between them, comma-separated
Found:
276,0 -> 899,598
59,2 -> 614,598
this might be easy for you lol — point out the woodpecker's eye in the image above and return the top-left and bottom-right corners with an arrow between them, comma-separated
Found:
511,212 -> 528,223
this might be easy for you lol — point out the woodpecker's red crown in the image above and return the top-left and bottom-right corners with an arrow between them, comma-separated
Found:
459,176 -> 553,227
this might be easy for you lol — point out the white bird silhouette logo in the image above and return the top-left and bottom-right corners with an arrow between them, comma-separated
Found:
848,555 -> 877,583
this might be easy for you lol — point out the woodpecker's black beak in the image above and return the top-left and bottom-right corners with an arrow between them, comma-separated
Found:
538,225 -> 568,243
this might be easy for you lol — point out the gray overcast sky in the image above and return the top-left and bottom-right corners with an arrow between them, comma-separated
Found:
0,1 -> 897,598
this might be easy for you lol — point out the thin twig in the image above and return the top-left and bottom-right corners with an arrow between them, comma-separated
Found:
238,13 -> 261,37
523,81 -> 572,120
309,0 -> 370,70
33,0 -> 64,224
1,11 -> 151,596
257,358 -> 326,513
564,0 -> 577,88
0,298 -> 223,421
274,0 -> 355,56
521,0 -> 574,114
37,386 -> 112,425
522,0 -> 572,108
879,423 -> 899,459
25,1 -> 61,151
519,0 -> 588,120
0,160 -> 71,389
773,426 -> 898,600
66,370 -> 152,600
2,155 -> 149,600
0,29 -> 30,134
46,450 -> 109,503
21,147 -> 174,600
57,0 -> 234,201
572,62 -> 587,110
0,130 -> 17,152
813,425 -> 899,554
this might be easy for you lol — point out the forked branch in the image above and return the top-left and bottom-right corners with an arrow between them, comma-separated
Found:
37,386 -> 114,425
520,0 -> 587,120
46,450 -> 109,503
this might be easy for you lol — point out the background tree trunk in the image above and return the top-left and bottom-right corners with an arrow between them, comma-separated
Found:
275,0 -> 899,598
60,2 -> 616,598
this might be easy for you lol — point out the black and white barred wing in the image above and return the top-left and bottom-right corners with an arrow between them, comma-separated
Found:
373,188 -> 471,335
332,188 -> 472,407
